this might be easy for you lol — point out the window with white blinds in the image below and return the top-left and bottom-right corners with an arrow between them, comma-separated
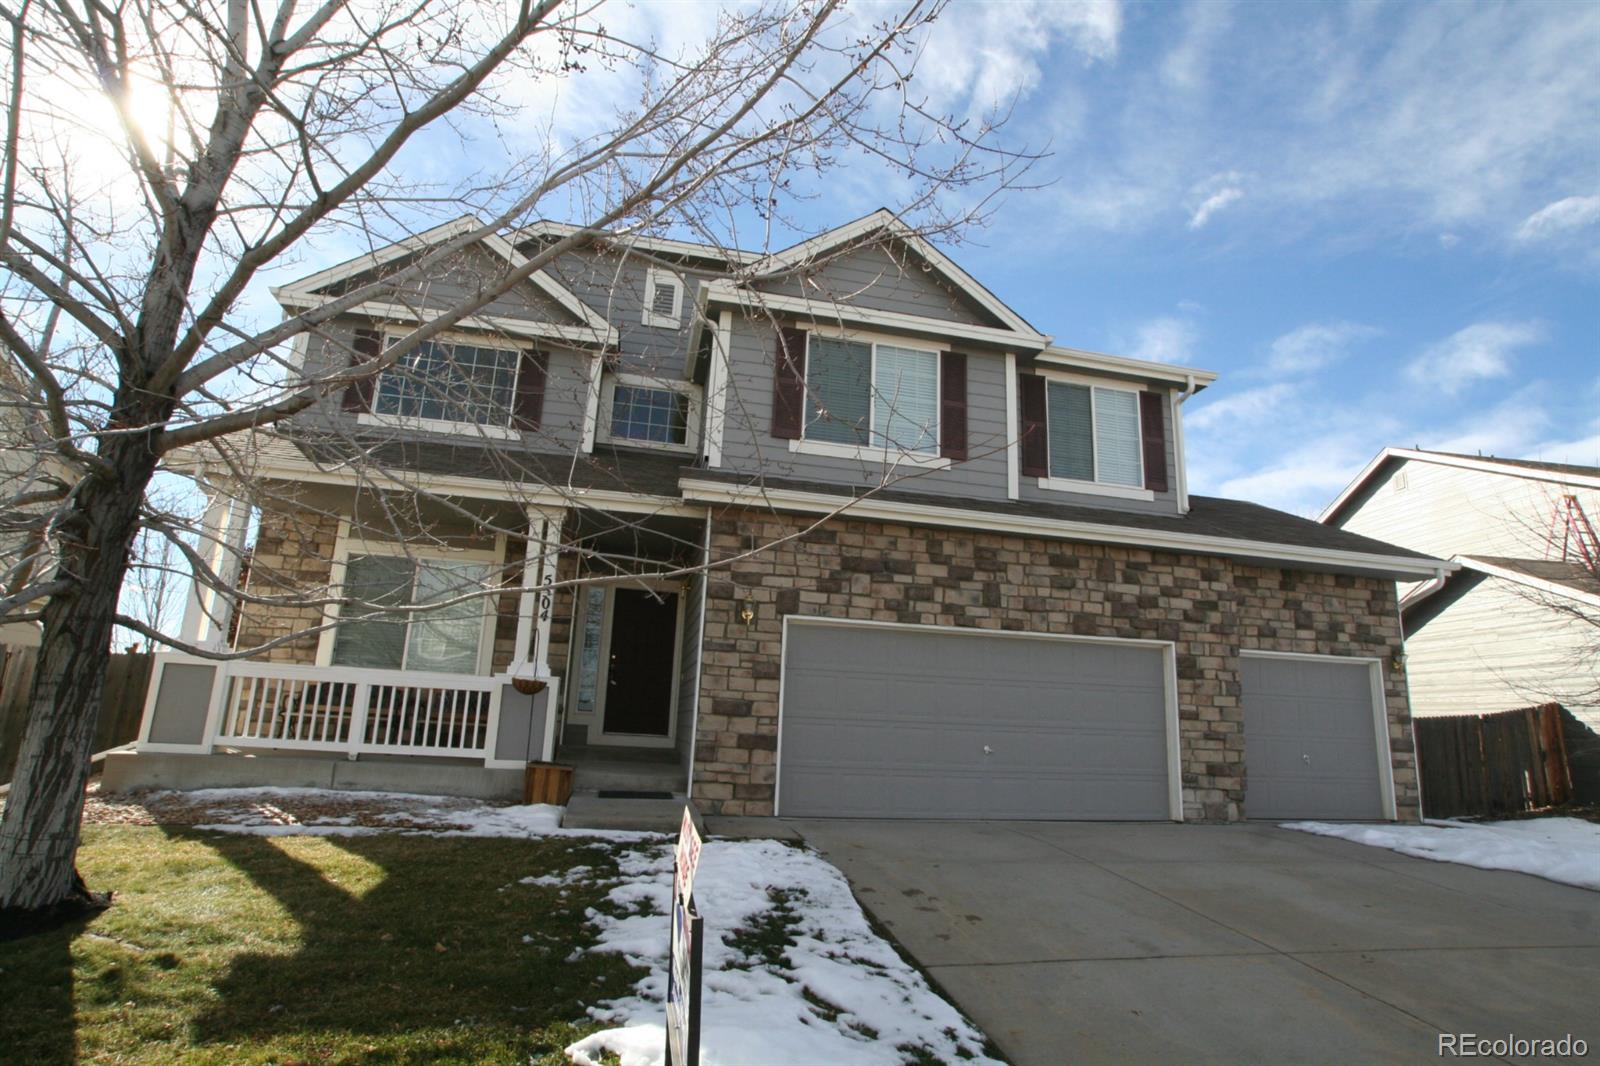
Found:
332,555 -> 489,673
873,345 -> 939,452
1046,381 -> 1144,489
803,336 -> 939,454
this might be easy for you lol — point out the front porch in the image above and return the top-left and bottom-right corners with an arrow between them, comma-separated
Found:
110,469 -> 708,808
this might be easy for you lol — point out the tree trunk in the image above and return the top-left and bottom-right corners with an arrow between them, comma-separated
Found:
0,440 -> 156,916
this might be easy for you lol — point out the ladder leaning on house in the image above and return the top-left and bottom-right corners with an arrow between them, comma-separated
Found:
1545,494 -> 1600,574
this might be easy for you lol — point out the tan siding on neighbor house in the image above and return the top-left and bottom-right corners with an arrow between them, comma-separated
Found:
1405,576 -> 1598,730
1337,460 -> 1598,598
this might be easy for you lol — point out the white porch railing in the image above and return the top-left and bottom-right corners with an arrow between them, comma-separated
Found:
213,661 -> 502,759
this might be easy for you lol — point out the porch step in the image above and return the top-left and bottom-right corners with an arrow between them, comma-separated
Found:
561,794 -> 685,833
567,757 -> 685,796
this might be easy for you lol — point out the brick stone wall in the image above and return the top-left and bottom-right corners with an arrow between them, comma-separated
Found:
232,508 -> 340,663
693,509 -> 1419,822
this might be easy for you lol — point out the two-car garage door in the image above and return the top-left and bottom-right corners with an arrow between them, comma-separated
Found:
775,621 -> 1394,822
777,621 -> 1176,820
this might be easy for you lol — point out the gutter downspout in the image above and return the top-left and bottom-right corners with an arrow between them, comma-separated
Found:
1173,373 -> 1199,514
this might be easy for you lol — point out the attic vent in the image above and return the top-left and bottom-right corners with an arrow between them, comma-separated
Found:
642,268 -> 682,327
1393,469 -> 1408,492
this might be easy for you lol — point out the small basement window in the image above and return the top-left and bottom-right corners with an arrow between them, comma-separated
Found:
642,268 -> 683,328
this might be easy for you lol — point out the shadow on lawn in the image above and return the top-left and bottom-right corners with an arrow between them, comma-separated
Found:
3,913 -> 87,1064
165,826 -> 644,1056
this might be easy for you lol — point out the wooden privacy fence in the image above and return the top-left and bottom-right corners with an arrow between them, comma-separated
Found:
1415,703 -> 1572,819
0,644 -> 153,785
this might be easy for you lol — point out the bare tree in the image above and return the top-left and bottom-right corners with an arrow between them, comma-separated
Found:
0,0 -> 1032,919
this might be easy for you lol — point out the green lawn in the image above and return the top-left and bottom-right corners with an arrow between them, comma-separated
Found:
1,825 -> 649,1064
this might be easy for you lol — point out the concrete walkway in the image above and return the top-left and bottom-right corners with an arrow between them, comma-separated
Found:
788,820 -> 1599,1066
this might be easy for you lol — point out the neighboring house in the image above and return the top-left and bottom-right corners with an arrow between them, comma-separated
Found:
1322,448 -> 1600,738
108,211 -> 1446,824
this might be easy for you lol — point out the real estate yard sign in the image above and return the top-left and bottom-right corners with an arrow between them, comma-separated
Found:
666,806 -> 703,1066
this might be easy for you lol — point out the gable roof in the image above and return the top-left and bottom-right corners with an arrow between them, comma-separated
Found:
271,215 -> 616,341
1321,446 -> 1600,526
746,209 -> 1050,341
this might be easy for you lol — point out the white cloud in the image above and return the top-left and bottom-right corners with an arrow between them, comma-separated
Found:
1023,3 -> 1600,250
1188,186 -> 1243,229
1266,321 -> 1381,374
1124,315 -> 1198,364
1405,321 -> 1545,394
1185,383 -> 1298,433
915,1 -> 1121,118
1516,195 -> 1600,241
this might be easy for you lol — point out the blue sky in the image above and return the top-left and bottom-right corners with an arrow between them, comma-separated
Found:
875,0 -> 1600,516
271,0 -> 1598,518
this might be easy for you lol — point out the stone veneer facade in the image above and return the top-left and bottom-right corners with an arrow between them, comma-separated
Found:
691,509 -> 1420,822
233,503 -> 574,682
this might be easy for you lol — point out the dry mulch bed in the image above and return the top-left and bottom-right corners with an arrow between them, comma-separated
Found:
73,780 -> 522,833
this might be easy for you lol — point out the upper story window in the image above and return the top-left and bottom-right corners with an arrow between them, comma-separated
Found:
804,335 -> 940,455
599,373 -> 701,451
642,268 -> 683,328
374,336 -> 518,427
347,328 -> 545,439
1047,381 -> 1143,488
1021,371 -> 1165,499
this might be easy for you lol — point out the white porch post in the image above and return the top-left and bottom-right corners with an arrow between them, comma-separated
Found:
512,505 -> 567,678
179,485 -> 251,651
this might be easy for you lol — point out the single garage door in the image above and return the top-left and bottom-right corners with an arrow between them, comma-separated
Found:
778,622 -> 1174,820
1241,654 -> 1388,820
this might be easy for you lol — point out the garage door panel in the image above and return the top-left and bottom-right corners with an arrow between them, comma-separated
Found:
1243,656 -> 1384,821
779,623 -> 1172,820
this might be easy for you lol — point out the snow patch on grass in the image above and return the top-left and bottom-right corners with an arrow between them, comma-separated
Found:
1284,817 -> 1600,891
566,838 -> 1002,1066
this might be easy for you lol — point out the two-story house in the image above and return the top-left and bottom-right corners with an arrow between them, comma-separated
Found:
1322,448 -> 1600,795
109,211 -> 1447,824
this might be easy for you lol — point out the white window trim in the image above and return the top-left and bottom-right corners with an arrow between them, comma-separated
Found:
368,327 -> 525,439
795,330 -> 948,467
317,525 -> 503,676
597,372 -> 703,452
1035,368 -> 1151,498
642,267 -> 685,328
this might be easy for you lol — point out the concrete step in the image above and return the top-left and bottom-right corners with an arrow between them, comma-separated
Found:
568,757 -> 685,795
562,794 -> 685,832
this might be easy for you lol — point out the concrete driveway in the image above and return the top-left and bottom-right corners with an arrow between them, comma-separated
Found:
788,820 -> 1599,1065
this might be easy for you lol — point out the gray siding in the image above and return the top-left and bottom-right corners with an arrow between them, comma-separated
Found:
753,241 -> 997,326
1015,384 -> 1182,516
525,244 -> 722,378
715,311 -> 1010,502
323,244 -> 577,324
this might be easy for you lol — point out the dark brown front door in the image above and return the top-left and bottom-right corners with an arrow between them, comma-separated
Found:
602,588 -> 679,737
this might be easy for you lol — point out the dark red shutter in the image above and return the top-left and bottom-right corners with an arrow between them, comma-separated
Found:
1019,373 -> 1047,477
771,327 -> 807,440
512,349 -> 548,430
939,351 -> 968,461
1139,390 -> 1168,492
341,328 -> 382,412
